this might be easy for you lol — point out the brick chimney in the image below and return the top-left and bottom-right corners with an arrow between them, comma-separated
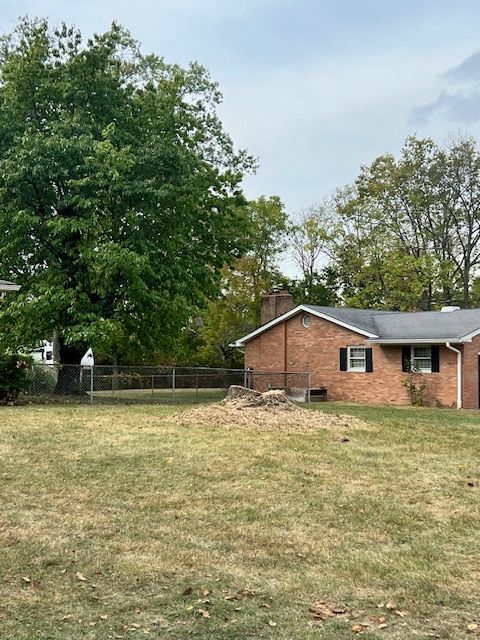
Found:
261,289 -> 294,325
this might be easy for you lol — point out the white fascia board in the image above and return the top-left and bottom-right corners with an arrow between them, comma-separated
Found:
459,327 -> 480,342
368,338 -> 462,345
231,305 -> 378,347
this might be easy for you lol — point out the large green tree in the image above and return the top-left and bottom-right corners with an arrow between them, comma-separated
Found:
0,19 -> 253,371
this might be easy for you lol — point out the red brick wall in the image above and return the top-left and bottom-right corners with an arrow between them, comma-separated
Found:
244,312 -> 459,407
461,335 -> 480,409
260,291 -> 294,325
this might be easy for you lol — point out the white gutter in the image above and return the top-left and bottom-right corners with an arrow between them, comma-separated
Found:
446,342 -> 462,409
368,338 -> 461,345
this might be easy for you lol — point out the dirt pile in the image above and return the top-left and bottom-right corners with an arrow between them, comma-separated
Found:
168,385 -> 367,432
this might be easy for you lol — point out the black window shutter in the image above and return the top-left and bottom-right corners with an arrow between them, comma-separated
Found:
431,345 -> 440,372
339,348 -> 348,371
365,348 -> 373,372
402,346 -> 411,372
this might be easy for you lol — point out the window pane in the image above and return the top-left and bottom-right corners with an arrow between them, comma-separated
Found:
350,347 -> 365,358
413,346 -> 430,358
414,358 -> 431,370
348,346 -> 366,370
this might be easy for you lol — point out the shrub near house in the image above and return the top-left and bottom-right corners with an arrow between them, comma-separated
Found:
0,354 -> 31,404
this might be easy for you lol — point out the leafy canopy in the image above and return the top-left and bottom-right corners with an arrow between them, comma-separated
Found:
0,18 -> 254,361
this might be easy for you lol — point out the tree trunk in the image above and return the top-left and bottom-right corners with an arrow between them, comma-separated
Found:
54,339 -> 86,395
463,264 -> 471,309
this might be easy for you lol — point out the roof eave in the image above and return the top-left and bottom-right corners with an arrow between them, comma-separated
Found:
232,304 -> 379,347
368,338 -> 463,345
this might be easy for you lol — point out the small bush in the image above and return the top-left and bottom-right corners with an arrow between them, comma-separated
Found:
0,354 -> 32,404
26,365 -> 57,395
402,370 -> 427,406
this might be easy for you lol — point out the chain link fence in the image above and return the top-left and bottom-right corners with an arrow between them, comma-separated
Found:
23,364 -> 311,405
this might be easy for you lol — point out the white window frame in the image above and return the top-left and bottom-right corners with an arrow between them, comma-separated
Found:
411,345 -> 432,373
347,345 -> 366,372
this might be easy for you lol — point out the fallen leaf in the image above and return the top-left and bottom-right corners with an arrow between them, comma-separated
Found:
395,610 -> 407,617
351,624 -> 364,633
75,572 -> 87,582
99,615 -> 108,620
309,602 -> 348,621
468,623 -> 479,632
61,614 -> 73,622
385,602 -> 396,610
202,588 -> 210,596
379,623 -> 388,629
182,586 -> 193,596
21,576 -> 31,584
269,620 -> 277,627
194,609 -> 210,618
32,580 -> 41,591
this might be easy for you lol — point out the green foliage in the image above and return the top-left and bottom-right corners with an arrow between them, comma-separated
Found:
180,196 -> 288,367
335,135 -> 480,310
0,18 -> 254,363
402,371 -> 427,407
0,354 -> 31,403
282,266 -> 339,306
26,365 -> 57,395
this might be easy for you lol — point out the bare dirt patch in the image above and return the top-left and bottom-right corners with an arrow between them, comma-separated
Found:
168,386 -> 368,432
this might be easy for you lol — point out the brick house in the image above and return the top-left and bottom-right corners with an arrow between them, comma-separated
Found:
233,291 -> 480,409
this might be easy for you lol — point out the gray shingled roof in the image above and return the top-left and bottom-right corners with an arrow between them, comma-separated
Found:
304,305 -> 480,341
304,305 -> 395,336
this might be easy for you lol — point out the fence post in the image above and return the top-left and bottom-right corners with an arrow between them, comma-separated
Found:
90,366 -> 94,405
172,367 -> 176,402
307,371 -> 311,406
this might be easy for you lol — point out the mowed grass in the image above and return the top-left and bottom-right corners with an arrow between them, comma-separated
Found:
1,403 -> 479,639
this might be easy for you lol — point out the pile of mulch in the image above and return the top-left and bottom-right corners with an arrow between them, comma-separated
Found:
166,386 -> 368,432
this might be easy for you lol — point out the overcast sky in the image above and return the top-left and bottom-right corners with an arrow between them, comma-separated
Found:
2,1 -> 480,221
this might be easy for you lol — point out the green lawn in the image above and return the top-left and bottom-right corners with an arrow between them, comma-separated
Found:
1,403 -> 479,639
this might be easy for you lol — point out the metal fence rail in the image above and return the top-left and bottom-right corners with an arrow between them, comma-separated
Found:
24,364 -> 311,405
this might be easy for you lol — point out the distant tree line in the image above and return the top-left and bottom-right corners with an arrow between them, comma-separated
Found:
182,135 -> 480,366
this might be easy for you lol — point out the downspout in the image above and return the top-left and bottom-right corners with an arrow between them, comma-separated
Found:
446,342 -> 462,409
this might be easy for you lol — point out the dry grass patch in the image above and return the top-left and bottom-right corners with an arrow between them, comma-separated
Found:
0,403 -> 479,639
